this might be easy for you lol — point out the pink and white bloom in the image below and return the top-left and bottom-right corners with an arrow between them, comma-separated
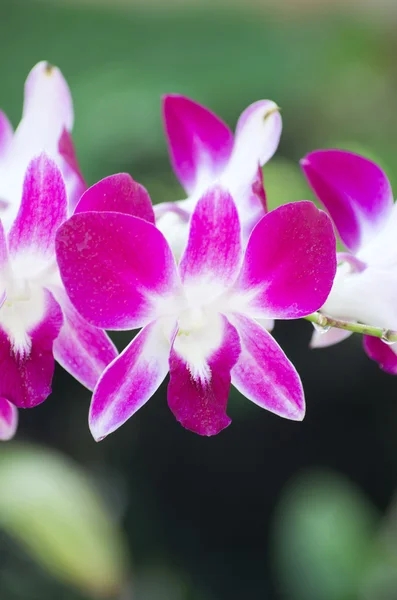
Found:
0,61 -> 85,228
0,153 -> 119,419
155,95 -> 282,257
56,188 -> 336,440
301,149 -> 397,373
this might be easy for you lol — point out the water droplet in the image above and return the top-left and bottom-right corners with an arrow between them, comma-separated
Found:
381,333 -> 395,346
313,323 -> 331,334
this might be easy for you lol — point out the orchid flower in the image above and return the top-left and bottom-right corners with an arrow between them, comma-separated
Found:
155,95 -> 282,257
0,153 -> 120,434
301,149 -> 397,373
0,61 -> 85,228
56,187 -> 336,440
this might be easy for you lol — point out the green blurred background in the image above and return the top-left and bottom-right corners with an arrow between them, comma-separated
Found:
1,0 -> 397,598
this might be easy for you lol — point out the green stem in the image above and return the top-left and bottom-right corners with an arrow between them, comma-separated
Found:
304,312 -> 397,343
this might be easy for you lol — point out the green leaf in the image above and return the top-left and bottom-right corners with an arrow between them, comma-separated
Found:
0,443 -> 129,598
273,469 -> 379,600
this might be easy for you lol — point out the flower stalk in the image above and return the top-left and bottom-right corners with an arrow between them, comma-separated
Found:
304,312 -> 397,343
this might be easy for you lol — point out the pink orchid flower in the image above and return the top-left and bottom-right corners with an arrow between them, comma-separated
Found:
0,154 -> 123,439
302,149 -> 397,373
155,95 -> 282,257
0,61 -> 85,228
56,187 -> 336,440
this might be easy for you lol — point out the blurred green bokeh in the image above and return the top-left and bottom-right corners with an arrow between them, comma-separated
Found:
0,444 -> 129,599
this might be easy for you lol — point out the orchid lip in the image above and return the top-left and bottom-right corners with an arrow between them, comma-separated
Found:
0,274 -> 47,356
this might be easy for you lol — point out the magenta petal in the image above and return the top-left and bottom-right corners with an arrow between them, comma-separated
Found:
52,287 -> 118,391
0,111 -> 13,159
163,94 -> 234,194
235,201 -> 336,319
56,212 -> 179,330
74,173 -> 155,223
89,319 -> 172,441
0,398 -> 18,441
0,291 -> 63,408
363,336 -> 397,375
8,154 -> 67,257
301,150 -> 394,252
167,316 -> 240,436
179,186 -> 242,291
231,314 -> 304,419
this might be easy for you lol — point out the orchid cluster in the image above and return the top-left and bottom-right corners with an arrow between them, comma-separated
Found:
0,62 -> 394,442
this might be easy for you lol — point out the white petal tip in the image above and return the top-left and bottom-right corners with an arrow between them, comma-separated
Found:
89,420 -> 107,443
294,408 -> 306,422
264,103 -> 281,118
90,426 -> 108,443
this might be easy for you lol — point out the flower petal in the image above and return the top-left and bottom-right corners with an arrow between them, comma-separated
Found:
0,398 -> 18,441
52,287 -> 118,391
0,111 -> 13,159
223,100 -> 281,185
8,154 -> 67,258
230,314 -> 304,420
301,150 -> 394,252
363,336 -> 397,375
58,128 -> 86,212
0,220 -> 8,270
154,203 -> 192,262
56,211 -> 180,330
218,101 -> 279,231
0,63 -> 79,221
239,166 -> 268,242
162,94 -> 234,194
323,264 -> 397,329
0,291 -> 63,408
168,315 -> 240,436
310,326 -> 352,349
89,319 -> 173,441
233,201 -> 336,319
10,62 -> 74,177
74,173 -> 154,223
179,186 -> 242,296
357,200 -> 397,268
21,61 -> 73,143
